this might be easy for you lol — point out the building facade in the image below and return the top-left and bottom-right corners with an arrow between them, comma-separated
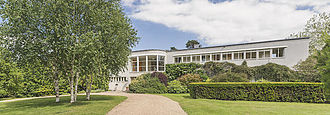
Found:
109,38 -> 310,91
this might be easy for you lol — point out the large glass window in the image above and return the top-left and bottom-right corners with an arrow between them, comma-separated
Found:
148,55 -> 157,71
139,56 -> 146,71
175,57 -> 181,63
259,50 -> 270,59
131,57 -> 137,72
222,53 -> 232,60
212,53 -> 221,61
192,55 -> 200,62
206,54 -> 211,61
272,48 -> 284,58
233,52 -> 244,60
182,56 -> 191,63
158,56 -> 165,71
246,51 -> 257,59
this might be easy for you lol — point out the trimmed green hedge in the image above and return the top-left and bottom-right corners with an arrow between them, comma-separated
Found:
189,82 -> 326,103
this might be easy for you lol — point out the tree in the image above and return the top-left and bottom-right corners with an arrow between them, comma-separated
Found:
289,12 -> 330,54
315,32 -> 330,100
293,56 -> 321,82
0,0 -> 138,103
185,40 -> 201,49
170,47 -> 177,51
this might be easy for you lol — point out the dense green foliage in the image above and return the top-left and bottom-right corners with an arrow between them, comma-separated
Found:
151,72 -> 168,86
162,94 -> 330,115
253,63 -> 297,82
294,56 -> 321,82
211,72 -> 249,82
203,61 -> 254,80
178,74 -> 202,86
129,73 -> 167,94
165,63 -> 203,81
167,80 -> 188,94
0,0 -> 138,102
0,95 -> 127,115
316,33 -> 330,100
189,82 -> 326,103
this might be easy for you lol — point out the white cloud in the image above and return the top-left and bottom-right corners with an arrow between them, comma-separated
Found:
123,0 -> 330,45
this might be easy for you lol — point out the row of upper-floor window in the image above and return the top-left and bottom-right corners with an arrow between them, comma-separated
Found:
130,55 -> 165,72
174,48 -> 285,63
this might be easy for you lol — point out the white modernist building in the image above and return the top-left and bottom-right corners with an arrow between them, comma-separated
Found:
109,38 -> 310,91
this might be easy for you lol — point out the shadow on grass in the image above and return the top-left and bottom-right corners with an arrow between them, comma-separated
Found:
183,95 -> 193,99
1,95 -> 116,111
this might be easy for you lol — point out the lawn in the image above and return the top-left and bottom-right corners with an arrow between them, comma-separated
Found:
161,94 -> 330,115
0,95 -> 127,115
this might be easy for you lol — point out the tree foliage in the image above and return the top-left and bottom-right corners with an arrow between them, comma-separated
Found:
293,56 -> 321,82
289,12 -> 330,54
315,32 -> 330,100
254,63 -> 297,82
0,0 -> 138,102
185,40 -> 201,49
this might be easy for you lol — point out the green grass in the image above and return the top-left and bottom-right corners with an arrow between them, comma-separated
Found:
0,95 -> 127,115
161,94 -> 330,115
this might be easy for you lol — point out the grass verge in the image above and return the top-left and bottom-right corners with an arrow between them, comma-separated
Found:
161,94 -> 330,115
0,95 -> 127,115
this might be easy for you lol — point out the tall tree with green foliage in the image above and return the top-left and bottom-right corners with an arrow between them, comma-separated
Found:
0,0 -> 138,103
315,32 -> 330,100
289,12 -> 330,54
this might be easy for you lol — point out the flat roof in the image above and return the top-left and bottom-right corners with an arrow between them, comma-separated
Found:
132,37 -> 309,52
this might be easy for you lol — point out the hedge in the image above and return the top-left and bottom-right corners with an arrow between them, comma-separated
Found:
189,82 -> 326,103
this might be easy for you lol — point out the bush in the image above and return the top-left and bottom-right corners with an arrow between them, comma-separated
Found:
203,62 -> 237,77
211,72 -> 249,82
151,72 -> 168,86
254,63 -> 297,82
129,73 -> 167,94
178,74 -> 202,86
189,82 -> 326,103
294,56 -> 321,82
165,63 -> 203,81
167,80 -> 188,93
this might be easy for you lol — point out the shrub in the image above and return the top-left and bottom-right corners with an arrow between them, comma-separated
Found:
294,56 -> 321,82
203,62 -> 237,77
151,72 -> 168,86
167,80 -> 188,93
189,82 -> 326,103
254,63 -> 297,82
129,73 -> 167,94
178,74 -> 202,86
166,63 -> 203,81
211,72 -> 249,82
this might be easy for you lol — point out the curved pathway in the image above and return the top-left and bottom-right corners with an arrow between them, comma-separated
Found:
98,92 -> 187,115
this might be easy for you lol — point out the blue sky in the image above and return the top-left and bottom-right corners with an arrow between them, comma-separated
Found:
129,18 -> 206,50
123,0 -> 330,51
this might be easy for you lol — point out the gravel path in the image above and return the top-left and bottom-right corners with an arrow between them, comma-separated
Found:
0,92 -> 187,115
102,92 -> 187,115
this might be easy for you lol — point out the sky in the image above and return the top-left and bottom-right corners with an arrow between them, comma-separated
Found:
122,0 -> 330,51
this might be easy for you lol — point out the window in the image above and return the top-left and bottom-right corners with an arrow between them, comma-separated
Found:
206,54 -> 211,61
222,53 -> 232,60
246,51 -> 257,59
192,55 -> 200,62
131,57 -> 137,72
175,57 -> 181,63
258,50 -> 270,59
148,55 -> 157,71
212,53 -> 221,61
182,56 -> 191,63
201,55 -> 206,62
139,56 -> 146,71
272,48 -> 284,58
158,56 -> 165,71
233,52 -> 244,60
